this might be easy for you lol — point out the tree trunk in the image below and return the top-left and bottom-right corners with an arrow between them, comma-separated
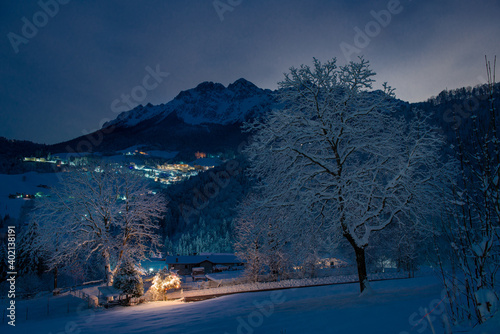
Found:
354,245 -> 369,293
103,249 -> 113,286
344,232 -> 369,293
54,266 -> 58,290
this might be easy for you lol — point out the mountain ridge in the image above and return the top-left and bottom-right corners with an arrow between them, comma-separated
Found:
103,78 -> 277,130
3,80 -> 498,170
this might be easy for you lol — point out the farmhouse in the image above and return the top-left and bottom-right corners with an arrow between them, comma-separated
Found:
166,253 -> 244,275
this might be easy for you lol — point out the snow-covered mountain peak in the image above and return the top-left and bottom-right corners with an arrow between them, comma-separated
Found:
194,81 -> 226,93
105,103 -> 168,129
228,78 -> 259,91
103,79 -> 277,129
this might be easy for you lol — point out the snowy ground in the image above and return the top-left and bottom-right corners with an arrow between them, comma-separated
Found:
0,172 -> 61,220
170,270 -> 410,300
4,275 -> 498,333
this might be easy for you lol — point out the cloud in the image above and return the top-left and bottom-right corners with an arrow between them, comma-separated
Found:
0,0 -> 498,143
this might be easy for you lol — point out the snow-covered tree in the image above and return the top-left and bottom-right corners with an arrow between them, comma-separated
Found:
235,194 -> 294,281
242,57 -> 445,292
235,189 -> 326,282
234,214 -> 265,282
436,57 -> 500,324
17,221 -> 46,276
172,216 -> 233,256
33,165 -> 166,286
113,260 -> 144,302
367,214 -> 431,277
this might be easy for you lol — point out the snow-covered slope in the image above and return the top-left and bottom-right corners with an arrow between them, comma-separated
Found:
103,78 -> 277,129
0,172 -> 61,219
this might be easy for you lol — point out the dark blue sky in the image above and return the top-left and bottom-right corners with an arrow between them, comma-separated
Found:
1,0 -> 499,144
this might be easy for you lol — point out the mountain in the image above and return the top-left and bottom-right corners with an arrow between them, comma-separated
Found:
48,78 -> 278,160
0,137 -> 49,174
103,78 -> 276,129
9,77 -> 499,166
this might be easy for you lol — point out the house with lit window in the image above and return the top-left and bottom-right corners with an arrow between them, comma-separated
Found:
165,253 -> 244,275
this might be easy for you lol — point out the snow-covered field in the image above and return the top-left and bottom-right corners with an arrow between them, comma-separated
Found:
0,172 -> 60,219
4,275 -> 499,333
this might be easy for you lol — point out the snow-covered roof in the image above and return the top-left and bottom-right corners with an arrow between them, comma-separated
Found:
166,254 -> 244,265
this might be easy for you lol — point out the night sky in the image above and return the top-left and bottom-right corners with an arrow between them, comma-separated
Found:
1,0 -> 499,144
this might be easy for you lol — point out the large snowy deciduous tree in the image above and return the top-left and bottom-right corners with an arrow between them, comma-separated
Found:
33,165 -> 166,286
242,57 -> 444,292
